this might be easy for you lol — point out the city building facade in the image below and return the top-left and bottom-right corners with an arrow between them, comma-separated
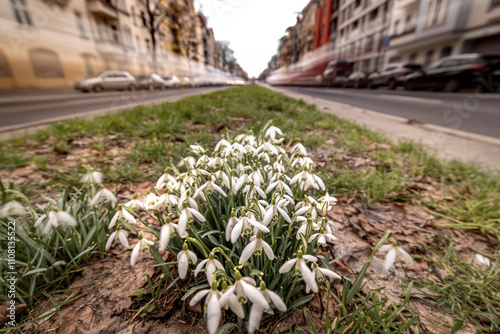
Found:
0,0 -> 226,89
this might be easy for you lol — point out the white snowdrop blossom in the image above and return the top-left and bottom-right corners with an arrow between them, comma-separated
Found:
475,254 -> 491,267
177,243 -> 198,279
0,201 -> 26,218
262,198 -> 291,226
34,210 -> 77,235
106,228 -> 129,251
219,281 -> 245,318
130,235 -> 154,266
143,193 -> 163,210
109,206 -> 137,229
194,252 -> 224,284
90,188 -> 117,206
230,211 -> 269,243
80,171 -> 103,184
239,231 -> 274,264
308,228 -> 337,246
194,175 -> 227,198
311,263 -> 341,282
159,218 -> 178,251
378,239 -> 413,271
189,281 -> 222,334
279,250 -> 319,293
219,271 -> 269,308
124,197 -> 144,210
248,281 -> 287,334
177,202 -> 205,237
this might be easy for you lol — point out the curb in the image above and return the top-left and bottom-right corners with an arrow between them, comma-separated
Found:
0,87 -> 229,140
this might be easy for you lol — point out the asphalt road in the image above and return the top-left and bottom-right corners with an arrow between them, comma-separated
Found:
280,86 -> 500,139
0,87 -> 227,131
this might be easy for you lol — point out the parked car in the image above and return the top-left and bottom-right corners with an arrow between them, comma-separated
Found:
368,63 -> 422,89
162,75 -> 181,88
343,71 -> 369,88
331,76 -> 348,88
74,71 -> 137,92
321,60 -> 354,86
180,77 -> 191,87
404,53 -> 500,92
137,73 -> 165,90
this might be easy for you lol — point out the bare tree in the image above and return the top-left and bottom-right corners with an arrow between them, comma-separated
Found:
136,0 -> 167,70
216,40 -> 236,71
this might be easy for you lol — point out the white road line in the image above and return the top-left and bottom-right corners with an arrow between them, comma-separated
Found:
377,94 -> 443,105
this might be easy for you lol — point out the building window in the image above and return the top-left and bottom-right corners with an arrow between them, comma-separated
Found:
29,49 -> 64,78
490,0 -> 500,9
82,54 -> 97,76
393,20 -> 399,36
0,50 -> 12,77
141,11 -> 147,27
409,52 -> 417,63
131,6 -> 136,25
110,25 -> 119,44
10,0 -> 32,26
145,39 -> 150,54
136,36 -> 141,53
432,0 -> 443,25
75,11 -> 87,38
425,49 -> 434,65
440,46 -> 452,58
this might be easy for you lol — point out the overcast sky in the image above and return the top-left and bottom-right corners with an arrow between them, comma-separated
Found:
194,0 -> 311,77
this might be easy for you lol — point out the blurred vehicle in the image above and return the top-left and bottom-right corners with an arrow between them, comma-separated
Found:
321,60 -> 354,86
368,63 -> 422,89
331,76 -> 348,87
180,77 -> 191,87
162,75 -> 181,88
74,71 -> 137,92
404,54 -> 500,92
343,71 -> 369,88
137,73 -> 165,90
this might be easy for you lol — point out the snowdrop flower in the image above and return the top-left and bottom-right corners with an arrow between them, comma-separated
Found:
239,231 -> 274,264
248,281 -> 287,334
291,156 -> 313,169
155,173 -> 177,190
311,263 -> 341,282
124,196 -> 144,210
230,210 -> 269,243
263,197 -> 291,226
265,178 -> 293,197
378,239 -> 413,271
264,126 -> 284,144
189,281 -> 222,334
159,191 -> 178,210
90,188 -> 117,206
219,281 -> 245,318
213,170 -> 230,189
256,142 -> 278,162
105,228 -> 129,251
295,198 -> 318,219
297,218 -> 320,240
475,254 -> 491,267
279,250 -> 318,293
159,217 -> 178,250
291,143 -> 307,156
290,169 -> 317,191
190,144 -> 205,154
143,193 -> 162,210
194,175 -> 227,198
34,210 -> 77,235
248,167 -> 265,188
80,171 -> 103,184
229,142 -> 247,160
215,138 -> 231,152
177,156 -> 196,168
177,243 -> 198,279
109,206 -> 137,229
318,193 -> 337,215
225,210 -> 239,241
194,252 -> 224,284
242,182 -> 266,202
130,234 -> 154,266
308,228 -> 337,246
219,270 -> 269,308
0,201 -> 25,218
177,201 -> 205,237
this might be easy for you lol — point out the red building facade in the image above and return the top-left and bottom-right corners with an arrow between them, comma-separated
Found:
313,0 -> 336,49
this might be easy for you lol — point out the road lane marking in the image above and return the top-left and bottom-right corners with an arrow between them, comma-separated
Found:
377,94 -> 443,105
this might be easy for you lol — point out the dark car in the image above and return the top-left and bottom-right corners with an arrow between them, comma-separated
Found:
404,54 -> 500,92
137,73 -> 165,90
344,71 -> 369,88
331,76 -> 348,87
368,63 -> 422,89
321,60 -> 354,86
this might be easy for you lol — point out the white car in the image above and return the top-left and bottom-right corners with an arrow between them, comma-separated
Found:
74,71 -> 137,92
162,75 -> 181,88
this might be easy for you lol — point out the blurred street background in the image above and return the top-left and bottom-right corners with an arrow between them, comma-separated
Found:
0,0 -> 499,137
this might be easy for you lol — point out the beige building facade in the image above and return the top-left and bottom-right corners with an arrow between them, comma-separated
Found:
386,0 -> 500,66
0,0 -> 226,89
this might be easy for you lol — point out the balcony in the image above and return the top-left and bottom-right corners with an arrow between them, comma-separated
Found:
87,0 -> 117,19
96,40 -> 124,56
396,0 -> 419,9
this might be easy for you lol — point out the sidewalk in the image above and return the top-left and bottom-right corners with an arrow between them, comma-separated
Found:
263,84 -> 500,171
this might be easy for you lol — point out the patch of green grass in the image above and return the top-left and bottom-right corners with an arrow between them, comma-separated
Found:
413,238 -> 500,332
1,85 -> 499,239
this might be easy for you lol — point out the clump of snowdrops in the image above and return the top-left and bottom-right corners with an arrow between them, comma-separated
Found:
107,124 -> 351,333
